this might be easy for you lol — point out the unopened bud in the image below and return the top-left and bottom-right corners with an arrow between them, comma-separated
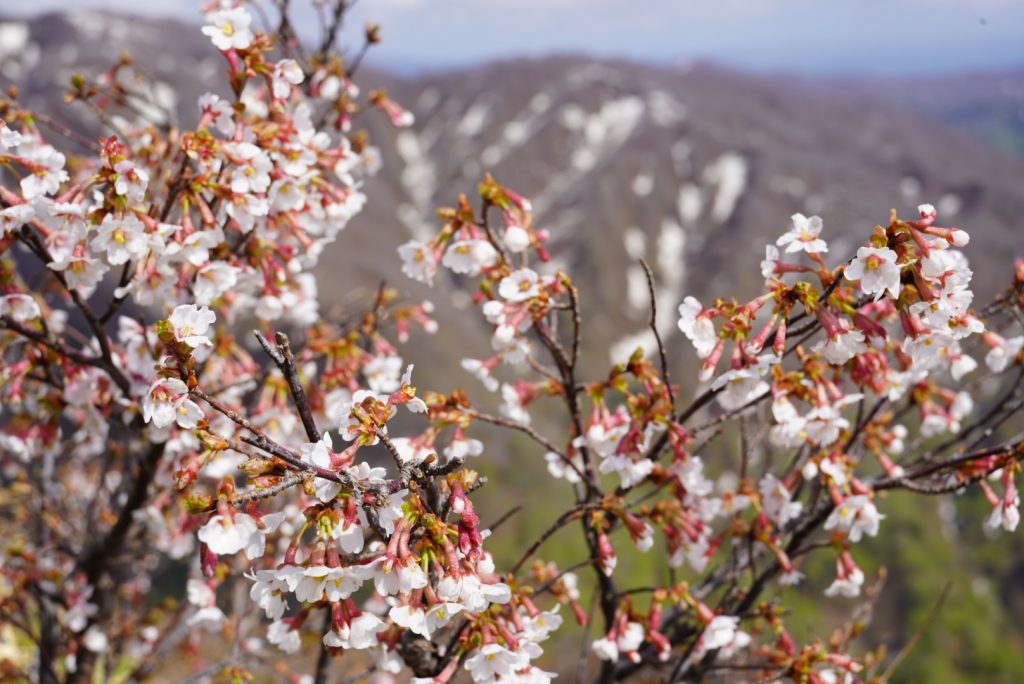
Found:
950,229 -> 969,247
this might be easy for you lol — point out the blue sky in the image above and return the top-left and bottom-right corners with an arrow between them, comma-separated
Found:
19,0 -> 1024,75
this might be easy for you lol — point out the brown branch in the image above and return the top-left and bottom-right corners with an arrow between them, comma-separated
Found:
313,606 -> 334,684
486,505 -> 523,533
509,503 -> 602,575
881,581 -> 953,681
529,558 -> 597,599
875,435 -> 1024,490
226,472 -> 310,509
98,260 -> 136,324
477,197 -> 510,264
465,408 -> 561,452
32,112 -> 100,153
13,228 -> 131,395
524,352 -> 563,383
375,426 -> 411,475
77,440 -> 165,585
568,279 -> 583,370
314,0 -> 351,63
239,434 -> 349,486
927,364 -> 1024,456
191,387 -> 353,489
345,39 -> 372,79
254,330 -> 321,442
464,408 -> 590,484
640,384 -> 725,464
2,315 -> 101,367
639,258 -> 674,410
689,389 -> 770,435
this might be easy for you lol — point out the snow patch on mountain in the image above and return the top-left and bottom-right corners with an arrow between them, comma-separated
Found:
395,131 -> 437,240
611,218 -> 688,363
677,183 -> 702,225
647,89 -> 687,127
536,95 -> 645,213
0,21 -> 39,79
457,102 -> 491,137
701,152 -> 748,224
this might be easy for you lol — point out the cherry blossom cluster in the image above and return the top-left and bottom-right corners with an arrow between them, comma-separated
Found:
0,2 -> 486,680
394,181 -> 1023,682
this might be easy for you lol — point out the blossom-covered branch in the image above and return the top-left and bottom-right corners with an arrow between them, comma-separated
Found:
1,2 -> 1023,683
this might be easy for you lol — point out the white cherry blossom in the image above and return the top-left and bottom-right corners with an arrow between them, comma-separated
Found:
113,160 -> 149,204
441,239 -> 498,275
695,616 -> 750,657
267,619 -> 301,653
324,612 -> 385,650
464,644 -> 523,682
193,263 -> 241,306
141,378 -> 203,429
398,240 -> 438,285
169,304 -> 217,348
759,474 -> 802,527
986,336 -> 1023,373
825,567 -> 865,598
90,214 -> 148,265
0,203 -> 34,234
844,246 -> 901,300
987,495 -> 1021,533
19,144 -> 68,199
498,268 -> 541,302
824,495 -> 884,542
677,296 -> 717,358
0,294 -> 41,322
202,7 -> 254,51
813,328 -> 867,365
272,59 -> 304,99
776,213 -> 827,254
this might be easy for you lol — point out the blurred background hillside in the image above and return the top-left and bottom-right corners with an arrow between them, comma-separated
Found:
2,2 -> 1024,680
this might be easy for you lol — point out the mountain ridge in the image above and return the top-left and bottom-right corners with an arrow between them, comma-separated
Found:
2,11 -> 1023,369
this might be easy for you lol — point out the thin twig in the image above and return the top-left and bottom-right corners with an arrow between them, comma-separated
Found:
510,503 -> 601,575
639,258 -> 674,409
487,505 -> 523,533
313,607 -> 334,684
254,330 -> 321,442
881,581 -> 953,681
